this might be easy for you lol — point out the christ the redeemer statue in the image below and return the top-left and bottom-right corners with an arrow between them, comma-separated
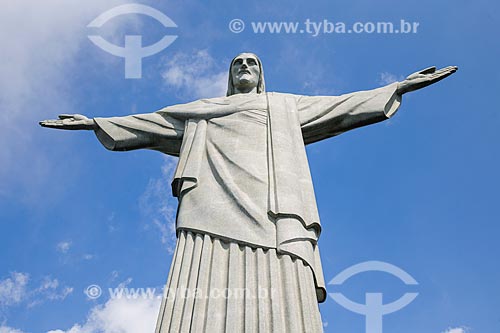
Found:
40,53 -> 457,333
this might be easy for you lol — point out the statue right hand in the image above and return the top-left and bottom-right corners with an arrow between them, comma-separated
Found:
39,114 -> 95,130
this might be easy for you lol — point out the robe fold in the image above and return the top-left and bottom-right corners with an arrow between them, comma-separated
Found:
93,83 -> 401,307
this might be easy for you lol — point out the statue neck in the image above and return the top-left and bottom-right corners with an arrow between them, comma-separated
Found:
233,86 -> 258,95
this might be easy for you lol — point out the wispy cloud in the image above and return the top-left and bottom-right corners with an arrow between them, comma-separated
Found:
139,156 -> 178,254
0,272 -> 73,311
56,241 -> 96,263
442,327 -> 469,333
0,325 -> 25,333
117,278 -> 133,289
37,277 -> 73,301
0,0 -> 134,200
0,273 -> 29,307
47,297 -> 161,333
161,49 -> 228,99
28,277 -> 73,307
107,212 -> 118,233
378,71 -> 404,85
109,271 -> 120,283
56,241 -> 72,254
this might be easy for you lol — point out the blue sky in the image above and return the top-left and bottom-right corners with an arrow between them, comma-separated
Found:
0,0 -> 498,332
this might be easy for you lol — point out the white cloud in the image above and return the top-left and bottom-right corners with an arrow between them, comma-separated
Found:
0,326 -> 25,333
0,273 -> 72,309
109,271 -> 120,283
442,327 -> 469,333
117,278 -> 133,289
0,0 -> 133,198
57,241 -> 96,262
139,156 -> 178,254
47,297 -> 161,333
378,71 -> 404,85
0,0 -> 131,113
56,287 -> 74,300
57,241 -> 72,254
34,277 -> 73,303
161,49 -> 228,99
40,278 -> 59,290
0,272 -> 29,307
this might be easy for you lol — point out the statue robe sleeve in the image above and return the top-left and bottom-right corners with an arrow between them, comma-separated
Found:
297,82 -> 402,144
93,111 -> 185,156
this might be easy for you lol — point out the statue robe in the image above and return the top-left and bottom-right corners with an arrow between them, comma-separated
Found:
92,83 -> 401,331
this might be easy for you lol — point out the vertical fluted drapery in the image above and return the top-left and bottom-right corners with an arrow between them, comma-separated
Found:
155,230 -> 323,333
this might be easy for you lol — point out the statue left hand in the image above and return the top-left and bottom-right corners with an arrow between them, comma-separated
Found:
397,66 -> 458,95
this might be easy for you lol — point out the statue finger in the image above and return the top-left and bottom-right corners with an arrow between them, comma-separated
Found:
40,119 -> 58,124
39,119 -> 62,127
73,114 -> 89,120
58,114 -> 75,120
435,66 -> 458,76
434,66 -> 456,74
406,72 -> 422,80
445,66 -> 458,74
407,67 -> 433,80
418,66 -> 436,75
428,71 -> 455,84
430,66 -> 458,79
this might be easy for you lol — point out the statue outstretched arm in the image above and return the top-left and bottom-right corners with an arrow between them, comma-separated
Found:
297,82 -> 402,144
298,65 -> 457,144
40,111 -> 185,156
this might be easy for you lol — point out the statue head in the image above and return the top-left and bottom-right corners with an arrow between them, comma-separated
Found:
226,52 -> 265,96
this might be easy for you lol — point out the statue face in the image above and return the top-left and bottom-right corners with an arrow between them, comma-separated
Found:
231,53 -> 260,92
